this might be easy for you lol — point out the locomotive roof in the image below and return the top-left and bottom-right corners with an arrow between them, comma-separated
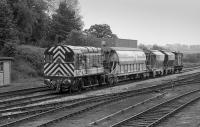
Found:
160,50 -> 175,56
65,45 -> 101,53
151,50 -> 165,56
45,45 -> 101,54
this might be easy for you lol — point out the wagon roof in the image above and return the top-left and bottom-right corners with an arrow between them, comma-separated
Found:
105,47 -> 146,63
160,50 -> 175,56
151,50 -> 165,56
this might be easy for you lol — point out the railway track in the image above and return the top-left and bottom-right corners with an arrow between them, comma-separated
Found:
0,66 -> 197,111
0,64 -> 197,102
0,86 -> 49,99
110,89 -> 200,127
89,80 -> 200,127
43,73 -> 200,127
182,65 -> 200,73
0,64 -> 196,99
0,66 -> 199,127
1,73 -> 200,127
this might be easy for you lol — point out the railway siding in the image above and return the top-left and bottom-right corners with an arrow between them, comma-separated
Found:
110,89 -> 200,127
0,66 -> 200,127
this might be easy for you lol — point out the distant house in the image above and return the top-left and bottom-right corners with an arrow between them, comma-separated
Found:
115,39 -> 137,48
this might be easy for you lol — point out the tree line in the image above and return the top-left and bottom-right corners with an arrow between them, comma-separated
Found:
0,0 -> 117,56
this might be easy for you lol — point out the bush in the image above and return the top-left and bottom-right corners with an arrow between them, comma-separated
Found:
0,42 -> 17,57
183,53 -> 200,63
15,45 -> 45,76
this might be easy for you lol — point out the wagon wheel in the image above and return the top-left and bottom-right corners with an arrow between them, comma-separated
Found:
113,77 -> 118,85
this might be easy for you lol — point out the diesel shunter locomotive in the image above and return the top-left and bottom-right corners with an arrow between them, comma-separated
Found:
44,45 -> 183,93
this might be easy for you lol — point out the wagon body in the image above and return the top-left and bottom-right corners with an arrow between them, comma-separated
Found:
102,47 -> 147,79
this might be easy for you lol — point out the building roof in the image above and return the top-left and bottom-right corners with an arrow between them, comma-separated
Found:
0,57 -> 14,61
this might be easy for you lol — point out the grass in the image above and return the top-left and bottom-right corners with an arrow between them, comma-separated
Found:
11,45 -> 45,82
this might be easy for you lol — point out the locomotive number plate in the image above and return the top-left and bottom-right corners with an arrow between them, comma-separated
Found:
75,70 -> 86,76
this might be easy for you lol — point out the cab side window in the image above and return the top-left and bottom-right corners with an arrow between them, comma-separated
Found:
0,62 -> 3,71
76,54 -> 84,69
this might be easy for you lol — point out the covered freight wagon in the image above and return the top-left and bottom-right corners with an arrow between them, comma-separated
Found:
172,51 -> 183,72
145,50 -> 165,77
160,50 -> 175,74
102,47 -> 147,81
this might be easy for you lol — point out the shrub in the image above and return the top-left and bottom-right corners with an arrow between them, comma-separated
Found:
183,53 -> 200,63
15,45 -> 45,76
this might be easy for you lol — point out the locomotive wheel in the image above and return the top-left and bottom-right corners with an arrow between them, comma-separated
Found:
56,83 -> 63,93
70,80 -> 80,92
98,76 -> 103,86
79,79 -> 85,90
114,77 -> 118,85
108,77 -> 114,86
152,71 -> 156,78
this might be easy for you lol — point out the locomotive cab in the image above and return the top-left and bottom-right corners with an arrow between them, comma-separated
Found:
44,45 -> 104,93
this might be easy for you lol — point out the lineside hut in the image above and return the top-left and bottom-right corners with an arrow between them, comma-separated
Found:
0,57 -> 13,86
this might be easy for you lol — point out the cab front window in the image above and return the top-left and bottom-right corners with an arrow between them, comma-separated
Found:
0,62 -> 3,71
65,52 -> 74,62
45,53 -> 53,63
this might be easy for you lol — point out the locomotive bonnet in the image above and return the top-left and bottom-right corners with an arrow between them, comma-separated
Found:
44,45 -> 104,92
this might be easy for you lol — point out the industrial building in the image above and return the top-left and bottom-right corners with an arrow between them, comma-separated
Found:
101,38 -> 138,48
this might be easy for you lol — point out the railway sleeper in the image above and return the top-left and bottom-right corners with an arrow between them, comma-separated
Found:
123,123 -> 149,127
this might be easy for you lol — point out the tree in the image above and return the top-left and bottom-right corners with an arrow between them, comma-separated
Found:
0,0 -> 18,56
6,0 -> 50,45
84,24 -> 117,39
138,44 -> 149,51
61,30 -> 101,47
151,44 -> 166,50
0,0 -> 18,42
50,0 -> 83,43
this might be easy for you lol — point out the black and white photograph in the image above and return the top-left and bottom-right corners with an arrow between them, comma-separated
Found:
0,0 -> 200,127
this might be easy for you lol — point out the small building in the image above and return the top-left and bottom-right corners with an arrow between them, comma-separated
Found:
0,57 -> 13,86
101,38 -> 138,48
115,39 -> 138,48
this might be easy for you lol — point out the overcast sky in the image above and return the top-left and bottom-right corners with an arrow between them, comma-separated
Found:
79,0 -> 200,45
